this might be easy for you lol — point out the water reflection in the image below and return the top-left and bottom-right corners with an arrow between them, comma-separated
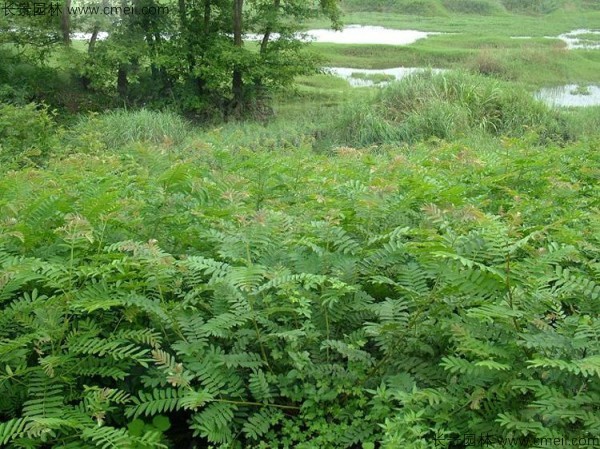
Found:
535,84 -> 600,107
303,25 -> 437,45
72,25 -> 438,46
510,29 -> 600,50
72,32 -> 108,41
556,29 -> 600,50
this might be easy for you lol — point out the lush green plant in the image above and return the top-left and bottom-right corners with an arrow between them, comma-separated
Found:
0,103 -> 59,168
2,5 -> 600,447
0,118 -> 599,447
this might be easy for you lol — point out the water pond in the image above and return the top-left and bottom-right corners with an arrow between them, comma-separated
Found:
73,25 -> 438,46
512,29 -> 600,50
556,29 -> 600,50
72,31 -> 108,41
303,25 -> 437,45
535,84 -> 600,107
243,25 -> 438,45
325,67 -> 446,87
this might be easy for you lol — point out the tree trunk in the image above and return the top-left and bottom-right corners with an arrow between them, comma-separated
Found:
89,0 -> 108,53
88,26 -> 99,53
231,0 -> 244,116
260,0 -> 280,55
178,0 -> 187,26
204,0 -> 211,31
259,32 -> 270,55
61,0 -> 71,45
117,66 -> 128,99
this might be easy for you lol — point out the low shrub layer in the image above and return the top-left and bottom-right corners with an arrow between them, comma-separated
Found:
0,128 -> 599,448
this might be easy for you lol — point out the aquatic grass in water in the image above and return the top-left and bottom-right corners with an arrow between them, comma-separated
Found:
350,72 -> 396,85
536,84 -> 600,107
326,67 -> 447,87
556,29 -> 600,49
570,85 -> 591,95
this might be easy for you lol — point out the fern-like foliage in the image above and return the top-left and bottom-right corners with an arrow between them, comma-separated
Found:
1,130 -> 599,448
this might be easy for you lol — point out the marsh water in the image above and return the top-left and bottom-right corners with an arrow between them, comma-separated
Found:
303,25 -> 437,45
72,25 -> 437,46
510,28 -> 600,49
535,85 -> 600,107
325,67 -> 446,87
556,29 -> 600,49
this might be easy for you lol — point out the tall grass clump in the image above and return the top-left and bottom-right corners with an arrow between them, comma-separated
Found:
467,48 -> 515,79
320,99 -> 403,148
581,0 -> 600,9
563,106 -> 600,139
322,71 -> 573,148
73,109 -> 192,148
201,116 -> 317,152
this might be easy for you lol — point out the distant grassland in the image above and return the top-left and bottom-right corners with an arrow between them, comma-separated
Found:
309,37 -> 600,87
302,0 -> 600,88
341,0 -> 598,16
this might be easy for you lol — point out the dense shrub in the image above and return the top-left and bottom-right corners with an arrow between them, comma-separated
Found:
0,103 -> 58,168
0,49 -> 110,113
0,132 -> 599,448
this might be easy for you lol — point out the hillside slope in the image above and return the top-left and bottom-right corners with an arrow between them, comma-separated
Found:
342,0 -> 599,15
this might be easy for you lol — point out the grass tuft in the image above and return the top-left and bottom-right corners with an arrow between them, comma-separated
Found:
320,71 -> 574,147
73,109 -> 192,149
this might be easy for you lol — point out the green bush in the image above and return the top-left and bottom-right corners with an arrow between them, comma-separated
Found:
0,48 -> 112,113
467,48 -> 515,78
0,133 -> 599,448
401,0 -> 447,15
0,103 -> 58,168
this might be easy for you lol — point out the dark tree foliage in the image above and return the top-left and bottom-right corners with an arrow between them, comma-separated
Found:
75,0 -> 342,117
